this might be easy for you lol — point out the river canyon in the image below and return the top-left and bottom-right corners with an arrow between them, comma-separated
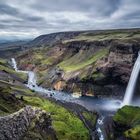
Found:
11,49 -> 140,140
0,29 -> 140,140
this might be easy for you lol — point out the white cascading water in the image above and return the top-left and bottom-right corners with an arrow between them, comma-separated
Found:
11,58 -> 28,74
11,58 -> 18,71
97,116 -> 104,140
123,53 -> 140,105
11,58 -> 53,95
27,71 -> 37,87
11,58 -> 122,140
11,58 -> 77,101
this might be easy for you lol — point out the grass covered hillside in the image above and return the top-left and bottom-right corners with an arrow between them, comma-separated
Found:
63,29 -> 140,43
0,58 -> 96,140
16,29 -> 140,97
0,58 -> 27,81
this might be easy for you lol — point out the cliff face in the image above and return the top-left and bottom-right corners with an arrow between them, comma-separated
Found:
54,41 -> 140,97
0,106 -> 56,140
16,29 -> 140,97
0,61 -> 57,140
0,57 -> 93,140
98,41 -> 140,83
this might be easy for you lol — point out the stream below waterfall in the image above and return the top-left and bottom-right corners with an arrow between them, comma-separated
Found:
11,58 -> 123,140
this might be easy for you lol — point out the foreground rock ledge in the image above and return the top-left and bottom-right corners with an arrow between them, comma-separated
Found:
0,106 -> 57,140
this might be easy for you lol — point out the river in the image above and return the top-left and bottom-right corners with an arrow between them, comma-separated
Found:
11,58 -> 122,140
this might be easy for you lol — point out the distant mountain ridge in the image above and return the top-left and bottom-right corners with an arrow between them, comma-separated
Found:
27,31 -> 84,47
0,40 -> 29,48
1,28 -> 140,58
27,28 -> 140,47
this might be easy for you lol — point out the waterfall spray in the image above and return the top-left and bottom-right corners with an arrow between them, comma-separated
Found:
122,52 -> 140,106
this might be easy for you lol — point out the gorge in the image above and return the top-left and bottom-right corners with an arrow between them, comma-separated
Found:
11,58 -> 119,140
11,49 -> 140,140
1,0 -> 140,139
0,29 -> 140,140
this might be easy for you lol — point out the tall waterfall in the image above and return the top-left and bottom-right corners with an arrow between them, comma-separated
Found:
123,53 -> 140,105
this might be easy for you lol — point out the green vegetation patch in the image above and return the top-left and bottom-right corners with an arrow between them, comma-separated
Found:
114,106 -> 140,140
63,30 -> 140,43
0,63 -> 27,81
0,87 -> 24,116
11,86 -> 34,95
92,72 -> 105,79
82,111 -> 97,125
125,125 -> 140,140
113,106 -> 140,127
59,48 -> 109,72
0,58 -> 7,65
24,96 -> 89,140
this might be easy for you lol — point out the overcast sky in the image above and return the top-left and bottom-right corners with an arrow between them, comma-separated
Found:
0,0 -> 140,40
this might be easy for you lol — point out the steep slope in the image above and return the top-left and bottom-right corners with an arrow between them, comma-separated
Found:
106,106 -> 140,140
103,106 -> 140,140
0,106 -> 56,140
17,29 -> 140,97
0,59 -> 95,140
27,31 -> 84,47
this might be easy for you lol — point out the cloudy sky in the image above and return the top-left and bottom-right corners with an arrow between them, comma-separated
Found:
0,0 -> 140,40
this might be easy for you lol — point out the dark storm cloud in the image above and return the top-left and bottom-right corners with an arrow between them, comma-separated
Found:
0,0 -> 140,39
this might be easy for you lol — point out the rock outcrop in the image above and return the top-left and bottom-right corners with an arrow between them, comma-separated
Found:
16,29 -> 140,97
104,106 -> 140,140
98,41 -> 140,84
0,106 -> 57,140
52,40 -> 140,96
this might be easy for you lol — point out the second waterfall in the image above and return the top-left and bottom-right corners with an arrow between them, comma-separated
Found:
123,53 -> 140,105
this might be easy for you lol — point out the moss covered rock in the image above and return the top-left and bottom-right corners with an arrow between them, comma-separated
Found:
113,106 -> 140,140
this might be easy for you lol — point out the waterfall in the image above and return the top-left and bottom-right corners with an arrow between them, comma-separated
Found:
11,58 -> 75,100
123,53 -> 140,105
11,58 -> 124,140
11,58 -> 18,71
11,58 -> 28,74
27,71 -> 37,87
97,116 -> 104,140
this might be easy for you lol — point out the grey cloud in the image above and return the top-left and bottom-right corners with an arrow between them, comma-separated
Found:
31,0 -> 121,17
0,0 -> 140,39
0,2 -> 45,23
0,4 -> 18,15
25,16 -> 44,22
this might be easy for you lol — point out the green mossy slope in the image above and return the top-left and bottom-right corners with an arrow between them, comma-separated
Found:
113,106 -> 140,140
0,58 -> 27,81
0,58 -> 90,140
24,96 -> 90,140
58,48 -> 109,72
